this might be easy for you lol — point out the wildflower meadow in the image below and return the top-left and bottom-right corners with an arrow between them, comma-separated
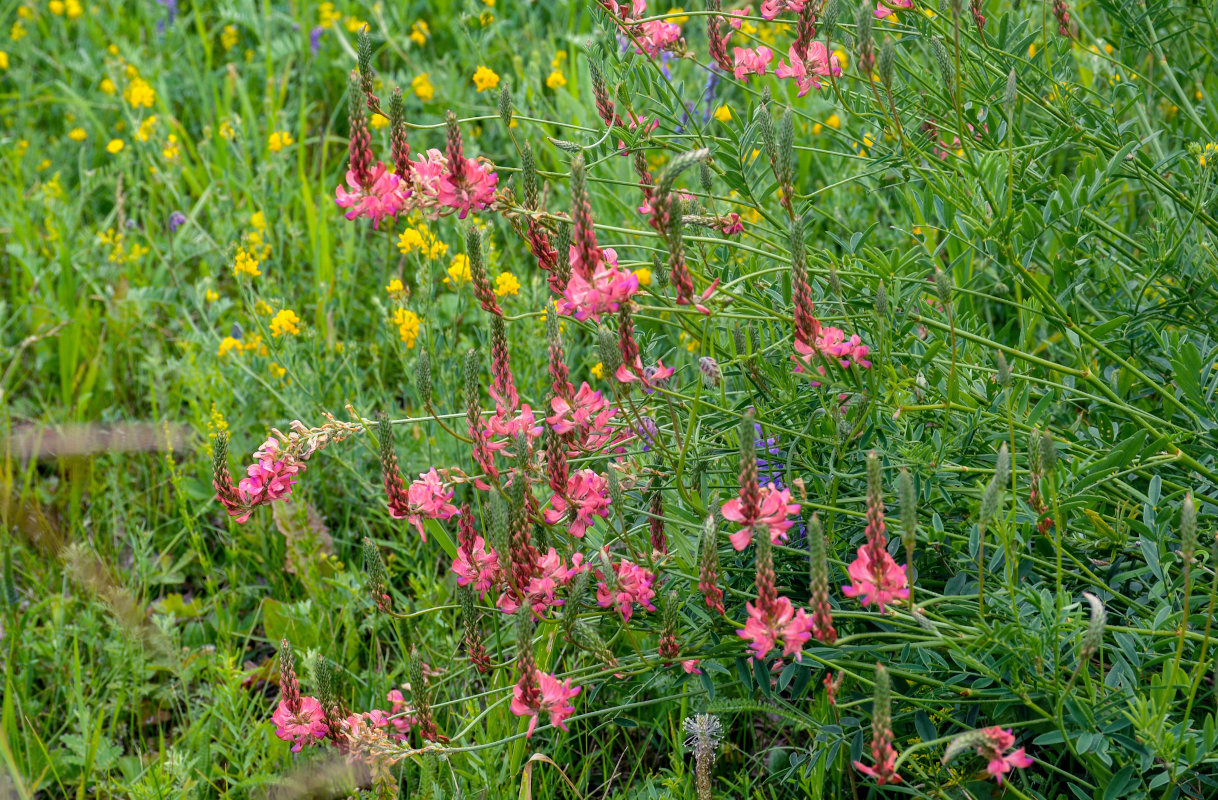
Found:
5,0 -> 1218,797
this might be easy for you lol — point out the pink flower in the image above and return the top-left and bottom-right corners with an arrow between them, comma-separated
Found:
236,438 -> 303,515
854,746 -> 901,785
977,727 -> 1034,784
544,469 -> 610,538
729,7 -> 752,28
498,548 -> 586,615
436,156 -> 498,219
614,358 -> 675,388
451,534 -> 501,596
793,326 -> 872,380
486,404 -> 546,454
774,43 -> 842,96
874,0 -> 913,19
405,148 -> 448,215
561,262 -> 640,322
344,708 -> 392,740
736,596 -> 815,661
334,161 -> 404,228
596,557 -> 657,621
681,659 -> 702,674
732,46 -> 773,80
386,689 -> 418,741
271,695 -> 329,752
841,545 -> 909,613
633,19 -> 682,57
719,212 -> 744,236
390,468 -> 459,540
547,383 -> 614,437
760,0 -> 805,20
722,485 -> 801,550
510,671 -> 581,737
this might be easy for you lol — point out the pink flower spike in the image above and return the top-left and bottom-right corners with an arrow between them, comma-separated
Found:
334,162 -> 404,228
732,46 -> 773,80
841,545 -> 910,613
271,695 -> 329,752
392,468 -> 460,540
722,485 -> 801,550
736,595 -> 815,662
451,534 -> 501,596
538,672 -> 581,731
436,156 -> 498,219
595,556 -> 657,621
544,469 -> 610,538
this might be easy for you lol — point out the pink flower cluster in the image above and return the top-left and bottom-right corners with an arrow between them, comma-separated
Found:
451,534 -> 501,596
510,671 -> 581,737
874,0 -> 913,19
547,382 -> 618,453
229,437 -> 303,521
774,43 -> 842,96
733,45 -> 773,80
544,469 -> 611,538
389,468 -> 460,541
271,695 -> 328,753
498,548 -> 587,616
334,147 -> 497,228
760,0 -> 806,18
842,545 -> 909,613
722,485 -> 801,550
737,596 -> 815,662
977,727 -> 1034,784
794,326 -> 872,381
560,247 -> 640,322
596,556 -> 657,621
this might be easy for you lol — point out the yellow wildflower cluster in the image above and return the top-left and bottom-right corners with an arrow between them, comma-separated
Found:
1199,143 -> 1218,167
267,131 -> 293,152
136,115 -> 157,142
345,17 -> 366,33
107,138 -> 125,154
207,402 -> 229,439
409,20 -> 429,45
270,309 -> 302,337
472,66 -> 500,93
49,0 -> 84,18
445,254 -> 472,286
590,362 -> 605,379
318,2 -> 342,27
633,267 -> 652,287
392,308 -> 421,347
98,228 -> 149,264
397,225 -> 448,259
232,247 -> 261,277
412,73 -> 435,101
124,77 -> 156,108
221,25 -> 238,51
217,333 -> 266,358
494,272 -> 520,297
268,362 -> 287,379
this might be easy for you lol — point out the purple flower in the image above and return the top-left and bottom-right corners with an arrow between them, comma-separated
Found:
309,25 -> 324,55
157,0 -> 178,25
168,211 -> 187,233
634,416 -> 659,451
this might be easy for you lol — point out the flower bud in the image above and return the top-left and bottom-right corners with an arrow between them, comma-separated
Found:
554,222 -> 572,291
598,325 -> 622,375
498,80 -> 513,129
415,348 -> 432,407
930,35 -> 954,93
934,266 -> 952,310
356,27 -> 376,105
699,356 -> 722,388
808,514 -> 837,644
279,638 -> 301,713
388,87 -> 410,178
876,280 -> 889,317
1181,491 -> 1198,563
521,141 -> 539,211
878,38 -> 895,89
466,225 -> 501,315
1004,68 -> 1018,112
996,351 -> 1011,390
363,537 -> 391,612
898,467 -> 916,550
699,514 -> 725,613
700,160 -> 714,195
1039,429 -> 1057,475
409,644 -> 442,741
777,106 -> 795,195
1080,592 -> 1106,659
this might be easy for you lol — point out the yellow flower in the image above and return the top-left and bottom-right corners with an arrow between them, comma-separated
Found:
217,336 -> 242,357
713,105 -> 732,122
68,127 -> 87,141
1196,89 -> 1204,101
668,7 -> 689,23
826,113 -> 841,129
484,0 -> 495,5
411,73 -> 435,101
100,77 -> 117,95
495,272 -> 520,297
922,7 -> 936,17
250,211 -> 266,231
66,0 -> 82,19
370,113 -> 388,129
11,21 -> 26,41
106,138 -> 125,154
0,51 -> 7,70
833,49 -> 848,70
204,289 -> 220,303
480,10 -> 493,26
392,308 -> 421,347
136,115 -> 157,142
345,17 -> 366,33
409,20 -> 429,45
50,1 -> 65,16
552,51 -> 567,68
446,254 -> 471,285
267,131 -> 293,152
1028,42 -> 1038,58
208,402 -> 229,438
218,120 -> 235,140
591,362 -> 605,379
633,267 -> 652,286
386,278 -> 405,293
221,24 -> 238,51
127,242 -> 149,261
472,66 -> 500,93
812,123 -> 823,135
268,362 -> 287,379
319,2 -> 341,27
546,70 -> 567,90
270,309 -> 302,337
124,77 -> 156,108
16,6 -> 30,19
254,299 -> 274,316
36,159 -> 50,171
232,247 -> 261,277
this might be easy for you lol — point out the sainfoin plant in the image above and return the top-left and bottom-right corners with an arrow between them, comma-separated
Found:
204,2 -> 1218,797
